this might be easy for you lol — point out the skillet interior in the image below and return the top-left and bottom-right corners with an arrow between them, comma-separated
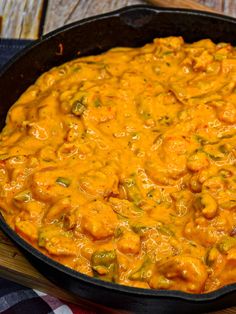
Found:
1,5 -> 236,313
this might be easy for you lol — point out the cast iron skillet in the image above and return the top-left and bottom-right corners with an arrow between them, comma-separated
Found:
1,5 -> 236,313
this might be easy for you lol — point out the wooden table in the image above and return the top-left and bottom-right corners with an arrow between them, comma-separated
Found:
1,0 -> 236,39
0,1 -> 236,313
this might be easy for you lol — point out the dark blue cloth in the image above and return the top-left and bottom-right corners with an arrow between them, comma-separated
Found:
0,39 -> 52,314
0,39 -> 96,314
0,278 -> 52,314
0,39 -> 32,70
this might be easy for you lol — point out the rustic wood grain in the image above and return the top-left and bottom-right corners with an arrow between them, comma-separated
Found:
0,229 -> 128,314
43,0 -> 236,35
0,0 -> 45,39
1,1 -> 236,313
44,0 -> 145,34
222,0 -> 236,17
0,230 -> 78,304
1,0 -> 236,39
198,0 -> 223,11
147,0 -> 219,12
0,227 -> 235,314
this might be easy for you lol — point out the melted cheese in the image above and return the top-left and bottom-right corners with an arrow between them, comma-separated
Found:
0,37 -> 236,293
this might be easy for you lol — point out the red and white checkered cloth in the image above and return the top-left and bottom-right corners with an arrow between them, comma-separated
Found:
0,278 -> 96,314
0,41 -> 97,314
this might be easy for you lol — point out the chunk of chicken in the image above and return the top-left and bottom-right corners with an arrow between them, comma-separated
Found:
81,200 -> 118,239
149,256 -> 207,293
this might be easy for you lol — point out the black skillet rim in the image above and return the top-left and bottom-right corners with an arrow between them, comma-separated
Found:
0,4 -> 236,302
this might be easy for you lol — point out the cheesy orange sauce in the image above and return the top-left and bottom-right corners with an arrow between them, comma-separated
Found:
0,37 -> 236,293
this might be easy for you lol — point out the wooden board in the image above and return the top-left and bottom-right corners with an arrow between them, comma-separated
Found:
0,229 -> 127,314
0,0 -> 45,39
1,1 -> 236,313
0,228 -> 236,314
0,229 -> 79,303
1,0 -> 236,38
43,0 -> 236,34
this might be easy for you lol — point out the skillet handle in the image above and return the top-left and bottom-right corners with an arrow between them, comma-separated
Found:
146,0 -> 220,14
